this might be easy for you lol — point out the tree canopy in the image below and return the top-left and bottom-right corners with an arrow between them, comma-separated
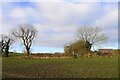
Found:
12,24 -> 37,56
77,26 -> 108,51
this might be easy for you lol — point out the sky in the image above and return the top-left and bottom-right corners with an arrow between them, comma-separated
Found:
0,0 -> 118,53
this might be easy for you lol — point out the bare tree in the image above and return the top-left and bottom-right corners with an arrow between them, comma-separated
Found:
12,24 -> 37,56
1,34 -> 14,57
77,26 -> 108,51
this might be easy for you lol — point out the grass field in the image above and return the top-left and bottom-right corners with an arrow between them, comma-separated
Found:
2,53 -> 118,78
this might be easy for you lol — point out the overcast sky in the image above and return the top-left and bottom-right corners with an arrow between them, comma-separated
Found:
0,0 -> 118,53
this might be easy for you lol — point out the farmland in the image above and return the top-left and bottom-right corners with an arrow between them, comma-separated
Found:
2,53 -> 118,78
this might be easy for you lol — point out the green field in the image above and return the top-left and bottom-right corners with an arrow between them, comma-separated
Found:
2,54 -> 118,78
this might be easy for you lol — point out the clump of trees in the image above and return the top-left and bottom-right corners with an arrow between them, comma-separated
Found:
0,24 -> 37,57
64,26 -> 108,57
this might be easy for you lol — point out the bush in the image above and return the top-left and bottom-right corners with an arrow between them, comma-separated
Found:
97,51 -> 104,56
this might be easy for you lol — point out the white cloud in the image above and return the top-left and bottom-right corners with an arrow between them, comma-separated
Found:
8,8 -> 27,24
9,7 -> 40,24
1,0 -> 29,2
2,0 -> 119,2
10,7 -> 27,20
94,9 -> 118,28
35,32 -> 76,47
34,2 -> 98,26
0,2 -> 2,35
2,2 -> 118,50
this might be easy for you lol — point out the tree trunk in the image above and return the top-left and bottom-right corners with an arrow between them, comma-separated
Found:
5,45 -> 9,57
5,51 -> 8,57
85,41 -> 92,51
26,47 -> 30,56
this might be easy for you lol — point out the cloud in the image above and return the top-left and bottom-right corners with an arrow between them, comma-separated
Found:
94,9 -> 118,28
9,7 -> 27,20
0,2 -> 2,35
8,7 -> 40,24
1,0 -> 29,2
33,2 -> 118,48
1,2 -> 118,52
33,2 -> 99,26
27,2 -> 100,47
93,3 -> 118,48
2,0 -> 119,2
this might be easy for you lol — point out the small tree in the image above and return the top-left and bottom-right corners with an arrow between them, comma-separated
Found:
1,34 -> 14,57
64,40 -> 88,57
12,24 -> 37,56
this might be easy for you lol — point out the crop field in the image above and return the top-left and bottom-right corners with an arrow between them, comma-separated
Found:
2,53 -> 119,78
